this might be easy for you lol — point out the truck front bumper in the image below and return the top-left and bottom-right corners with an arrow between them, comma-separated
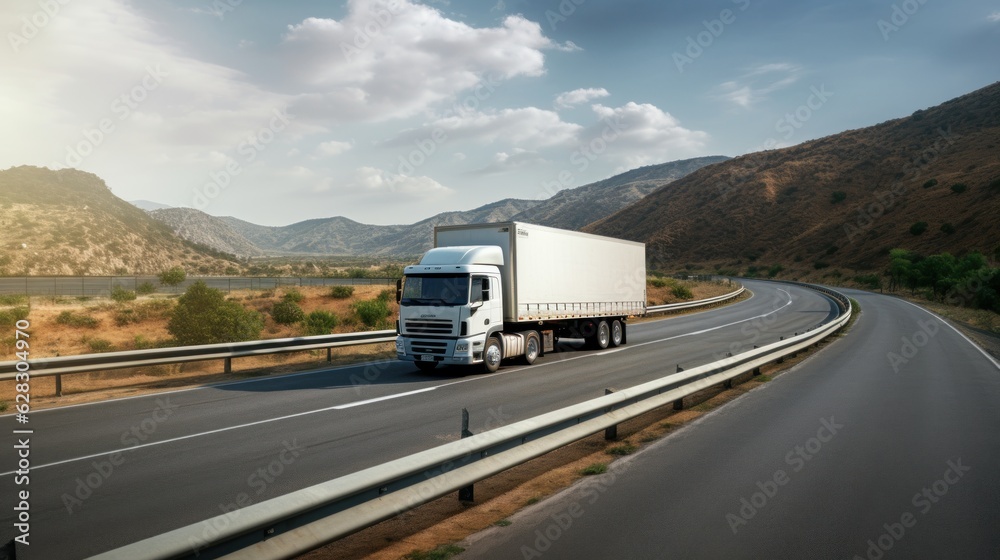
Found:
396,335 -> 483,365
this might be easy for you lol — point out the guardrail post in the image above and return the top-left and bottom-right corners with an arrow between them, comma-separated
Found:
672,368 -> 684,410
224,357 -> 232,374
55,374 -> 63,397
777,338 -> 785,363
459,409 -> 474,503
327,348 -> 333,362
604,388 -> 618,440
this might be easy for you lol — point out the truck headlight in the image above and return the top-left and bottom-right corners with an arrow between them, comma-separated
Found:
395,338 -> 405,354
455,342 -> 469,353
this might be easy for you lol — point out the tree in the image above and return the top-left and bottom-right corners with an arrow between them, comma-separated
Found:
168,281 -> 263,345
158,266 -> 187,287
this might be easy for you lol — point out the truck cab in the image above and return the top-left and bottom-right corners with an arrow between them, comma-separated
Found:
395,246 -> 506,372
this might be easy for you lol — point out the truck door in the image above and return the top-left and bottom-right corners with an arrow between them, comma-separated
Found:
470,276 -> 501,335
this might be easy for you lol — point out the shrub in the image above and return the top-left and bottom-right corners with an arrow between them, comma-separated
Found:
85,337 -> 114,353
137,281 -> 157,295
940,223 -> 956,234
0,307 -> 29,328
329,286 -> 354,299
648,277 -> 667,288
671,284 -> 693,299
271,301 -> 305,325
0,295 -> 27,306
950,183 -> 968,194
814,261 -> 830,270
766,264 -> 784,278
989,178 -> 1000,191
353,299 -> 391,327
303,310 -> 340,336
922,179 -> 938,189
830,191 -> 847,203
168,281 -> 264,345
909,222 -> 929,235
158,266 -> 187,287
854,274 -> 882,290
110,285 -> 137,303
376,288 -> 394,303
56,310 -> 99,328
282,288 -> 304,303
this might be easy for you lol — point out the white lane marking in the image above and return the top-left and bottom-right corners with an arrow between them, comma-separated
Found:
0,285 -> 802,475
895,299 -> 1000,371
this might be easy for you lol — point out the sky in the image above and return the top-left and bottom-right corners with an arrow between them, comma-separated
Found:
2,0 -> 998,227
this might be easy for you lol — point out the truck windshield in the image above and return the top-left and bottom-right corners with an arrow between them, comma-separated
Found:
401,274 -> 469,306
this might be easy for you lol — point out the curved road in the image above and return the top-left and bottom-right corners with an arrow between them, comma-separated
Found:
459,288 -> 1000,559
0,281 -> 834,558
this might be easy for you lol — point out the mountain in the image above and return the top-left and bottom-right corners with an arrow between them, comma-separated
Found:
510,155 -> 730,230
149,208 -> 265,258
130,199 -> 172,211
0,167 -> 241,275
587,82 -> 1000,275
147,156 -> 723,257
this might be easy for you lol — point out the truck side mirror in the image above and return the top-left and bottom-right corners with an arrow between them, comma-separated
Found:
395,279 -> 402,303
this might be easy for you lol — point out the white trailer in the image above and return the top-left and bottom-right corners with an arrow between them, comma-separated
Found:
395,222 -> 646,372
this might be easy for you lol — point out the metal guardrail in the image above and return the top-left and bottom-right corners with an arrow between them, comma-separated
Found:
90,283 -> 850,560
0,331 -> 397,382
0,285 -> 745,389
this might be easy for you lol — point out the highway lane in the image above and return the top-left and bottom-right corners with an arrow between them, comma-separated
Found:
0,280 -> 835,558
458,289 -> 1000,560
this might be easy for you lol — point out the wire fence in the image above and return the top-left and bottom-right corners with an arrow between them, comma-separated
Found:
0,276 -> 396,297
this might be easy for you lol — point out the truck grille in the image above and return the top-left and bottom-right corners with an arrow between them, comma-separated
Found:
405,319 -> 454,335
411,340 -> 449,355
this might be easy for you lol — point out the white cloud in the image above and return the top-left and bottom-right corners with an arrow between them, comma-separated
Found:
471,149 -> 546,175
715,63 -> 802,108
555,87 -> 610,109
282,0 -> 565,123
582,102 -> 709,168
349,166 -> 452,198
316,140 -> 353,156
390,106 -> 582,149
989,11 -> 1000,22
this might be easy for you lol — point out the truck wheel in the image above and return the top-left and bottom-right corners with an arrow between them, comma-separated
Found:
523,331 -> 541,365
591,320 -> 610,349
414,361 -> 437,373
483,337 -> 503,373
610,320 -> 623,347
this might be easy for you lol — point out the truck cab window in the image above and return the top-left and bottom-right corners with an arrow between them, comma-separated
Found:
470,277 -> 490,303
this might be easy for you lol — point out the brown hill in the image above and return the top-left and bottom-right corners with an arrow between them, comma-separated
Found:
587,82 -> 1000,277
0,166 -> 241,275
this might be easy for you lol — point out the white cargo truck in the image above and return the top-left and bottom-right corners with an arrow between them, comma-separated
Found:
395,222 -> 646,372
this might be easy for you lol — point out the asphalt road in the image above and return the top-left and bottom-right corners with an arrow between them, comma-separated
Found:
458,289 -> 1000,560
0,280 -> 835,558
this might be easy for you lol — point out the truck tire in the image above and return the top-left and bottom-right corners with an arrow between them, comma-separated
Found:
590,320 -> 610,349
414,361 -> 437,373
523,331 -> 541,365
483,336 -> 503,373
610,319 -> 623,347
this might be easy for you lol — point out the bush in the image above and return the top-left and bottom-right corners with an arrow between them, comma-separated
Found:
989,178 -> 1000,191
766,264 -> 784,278
830,191 -> 847,204
814,261 -> 830,270
303,310 -> 340,336
271,301 -> 305,325
922,179 -> 938,189
56,310 -> 99,328
950,183 -> 968,194
85,337 -> 114,353
158,266 -> 187,287
114,299 -> 175,326
353,299 -> 391,327
376,288 -> 394,303
168,281 -> 264,345
329,286 -> 354,299
137,281 -> 157,295
853,274 -> 882,290
110,285 -> 137,303
0,295 -> 27,306
940,223 -> 956,234
0,307 -> 29,328
909,222 -> 929,235
648,277 -> 667,288
671,284 -> 693,300
282,288 -> 304,303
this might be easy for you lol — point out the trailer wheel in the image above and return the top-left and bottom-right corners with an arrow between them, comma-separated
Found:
483,336 -> 503,373
523,331 -> 541,365
591,320 -> 610,349
610,320 -> 623,347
